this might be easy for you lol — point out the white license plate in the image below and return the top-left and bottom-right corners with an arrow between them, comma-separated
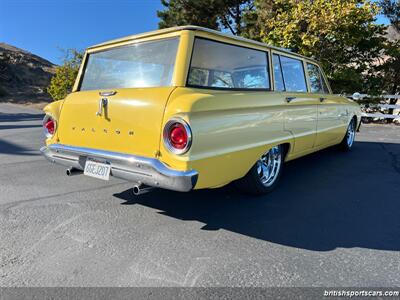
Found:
84,160 -> 111,181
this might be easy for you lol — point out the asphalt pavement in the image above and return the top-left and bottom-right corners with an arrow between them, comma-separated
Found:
0,103 -> 399,287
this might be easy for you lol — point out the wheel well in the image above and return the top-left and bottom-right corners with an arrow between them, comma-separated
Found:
281,143 -> 291,161
351,115 -> 359,130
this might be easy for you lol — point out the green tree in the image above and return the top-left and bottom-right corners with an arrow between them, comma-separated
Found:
380,0 -> 400,32
245,0 -> 386,93
363,0 -> 400,122
375,0 -> 400,95
47,49 -> 83,101
368,39 -> 400,94
157,0 -> 255,35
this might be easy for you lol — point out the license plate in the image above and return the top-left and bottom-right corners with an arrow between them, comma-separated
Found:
84,160 -> 111,181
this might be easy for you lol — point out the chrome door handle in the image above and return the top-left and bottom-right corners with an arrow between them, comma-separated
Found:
99,90 -> 117,97
96,91 -> 114,116
320,97 -> 326,102
286,97 -> 296,103
96,98 -> 108,116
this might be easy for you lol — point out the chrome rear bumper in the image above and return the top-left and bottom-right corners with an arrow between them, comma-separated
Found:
40,144 -> 198,192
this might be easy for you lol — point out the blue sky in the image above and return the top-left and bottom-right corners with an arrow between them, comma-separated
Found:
0,0 -> 390,65
0,0 -> 164,64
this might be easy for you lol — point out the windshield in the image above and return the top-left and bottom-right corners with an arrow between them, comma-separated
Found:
79,38 -> 179,90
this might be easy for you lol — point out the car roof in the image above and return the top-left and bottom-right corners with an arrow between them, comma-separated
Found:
88,25 -> 318,63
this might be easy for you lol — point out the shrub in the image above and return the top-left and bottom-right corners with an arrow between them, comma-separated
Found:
47,49 -> 83,101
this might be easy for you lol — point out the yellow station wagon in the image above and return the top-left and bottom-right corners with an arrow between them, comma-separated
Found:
41,26 -> 361,195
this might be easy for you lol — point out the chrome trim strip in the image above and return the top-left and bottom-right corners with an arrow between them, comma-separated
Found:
40,144 -> 198,192
99,90 -> 117,97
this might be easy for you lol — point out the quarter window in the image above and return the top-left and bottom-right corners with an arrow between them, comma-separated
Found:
307,63 -> 329,93
187,38 -> 270,90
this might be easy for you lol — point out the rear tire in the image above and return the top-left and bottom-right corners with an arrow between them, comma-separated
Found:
339,118 -> 356,151
236,145 -> 284,195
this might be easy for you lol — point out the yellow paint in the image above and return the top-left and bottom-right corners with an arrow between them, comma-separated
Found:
57,88 -> 175,158
44,26 -> 362,190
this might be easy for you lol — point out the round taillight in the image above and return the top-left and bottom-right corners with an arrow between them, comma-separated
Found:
170,123 -> 188,149
43,115 -> 56,138
45,119 -> 55,134
163,118 -> 192,154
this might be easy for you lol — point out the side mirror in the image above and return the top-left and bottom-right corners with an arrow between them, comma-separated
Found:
352,92 -> 361,100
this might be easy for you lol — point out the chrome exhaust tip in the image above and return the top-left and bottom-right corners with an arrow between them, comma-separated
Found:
66,167 -> 81,176
132,184 -> 154,196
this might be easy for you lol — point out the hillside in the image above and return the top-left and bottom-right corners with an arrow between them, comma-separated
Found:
0,42 -> 56,103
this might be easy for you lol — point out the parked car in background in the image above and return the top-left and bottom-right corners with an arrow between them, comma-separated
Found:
41,26 -> 361,195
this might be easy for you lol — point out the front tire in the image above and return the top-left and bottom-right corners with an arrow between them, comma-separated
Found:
236,145 -> 284,195
339,118 -> 356,151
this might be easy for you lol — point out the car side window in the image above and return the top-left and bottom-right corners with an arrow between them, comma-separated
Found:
188,68 -> 210,86
233,67 -> 269,89
307,63 -> 329,93
187,38 -> 270,90
187,69 -> 235,88
212,71 -> 234,88
272,54 -> 285,91
279,55 -> 308,92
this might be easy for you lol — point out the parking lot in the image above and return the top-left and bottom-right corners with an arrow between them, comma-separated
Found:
0,103 -> 399,287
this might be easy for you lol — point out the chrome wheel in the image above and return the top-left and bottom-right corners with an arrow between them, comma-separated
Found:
257,146 -> 282,187
346,120 -> 356,147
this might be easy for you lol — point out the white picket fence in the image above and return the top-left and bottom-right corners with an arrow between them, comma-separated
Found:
348,93 -> 400,120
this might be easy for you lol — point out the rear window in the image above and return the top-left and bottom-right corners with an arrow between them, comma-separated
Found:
187,38 -> 270,90
79,38 -> 179,91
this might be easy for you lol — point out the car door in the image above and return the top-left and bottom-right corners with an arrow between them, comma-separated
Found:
305,62 -> 344,147
272,53 -> 318,155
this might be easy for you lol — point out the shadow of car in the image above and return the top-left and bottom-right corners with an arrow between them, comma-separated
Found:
114,141 -> 400,252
